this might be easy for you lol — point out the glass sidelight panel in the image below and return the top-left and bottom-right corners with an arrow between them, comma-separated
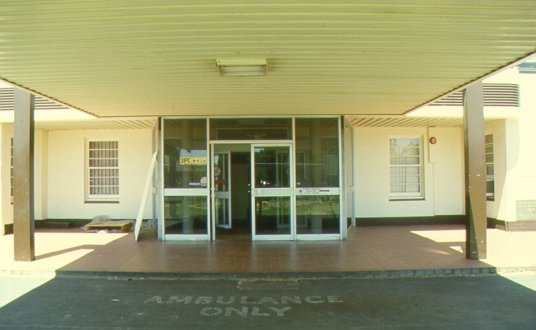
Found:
255,197 -> 291,235
295,118 -> 342,237
162,119 -> 209,240
164,119 -> 207,189
295,118 -> 339,188
296,196 -> 340,234
164,196 -> 208,235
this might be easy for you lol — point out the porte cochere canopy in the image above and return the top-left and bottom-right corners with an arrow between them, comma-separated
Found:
1,1 -> 536,118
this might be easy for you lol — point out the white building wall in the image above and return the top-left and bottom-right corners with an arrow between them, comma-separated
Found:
429,127 -> 465,215
354,126 -> 464,219
511,70 -> 536,222
0,125 -> 49,228
34,129 -> 48,220
47,128 -> 153,220
485,68 -> 536,223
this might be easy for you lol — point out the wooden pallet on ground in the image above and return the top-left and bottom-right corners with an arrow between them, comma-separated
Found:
85,220 -> 133,232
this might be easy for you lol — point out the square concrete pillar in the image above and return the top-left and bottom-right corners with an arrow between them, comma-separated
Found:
463,81 -> 487,260
13,89 -> 35,261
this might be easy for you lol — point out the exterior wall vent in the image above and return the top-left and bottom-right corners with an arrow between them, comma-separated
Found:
518,62 -> 536,74
0,88 -> 70,111
431,91 -> 464,106
431,83 -> 519,107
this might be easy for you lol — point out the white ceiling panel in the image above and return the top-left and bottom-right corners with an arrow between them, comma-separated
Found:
1,1 -> 535,117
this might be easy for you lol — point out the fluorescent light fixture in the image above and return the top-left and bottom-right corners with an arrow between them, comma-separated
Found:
216,58 -> 267,77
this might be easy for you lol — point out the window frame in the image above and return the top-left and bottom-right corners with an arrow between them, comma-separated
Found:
85,139 -> 120,202
388,136 -> 424,200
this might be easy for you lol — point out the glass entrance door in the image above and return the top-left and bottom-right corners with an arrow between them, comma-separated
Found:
251,144 -> 293,240
212,151 -> 231,229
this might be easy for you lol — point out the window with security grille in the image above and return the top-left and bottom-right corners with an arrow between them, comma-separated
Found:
87,140 -> 119,201
485,134 -> 495,201
389,137 -> 423,200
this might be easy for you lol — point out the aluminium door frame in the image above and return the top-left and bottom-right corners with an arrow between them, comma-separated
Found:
250,142 -> 295,241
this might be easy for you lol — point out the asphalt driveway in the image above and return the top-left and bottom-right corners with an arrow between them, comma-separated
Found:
1,273 -> 535,329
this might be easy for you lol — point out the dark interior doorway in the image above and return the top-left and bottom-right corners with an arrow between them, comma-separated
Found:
216,151 -> 251,240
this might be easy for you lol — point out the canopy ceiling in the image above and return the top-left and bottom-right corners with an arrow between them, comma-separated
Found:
1,1 -> 535,118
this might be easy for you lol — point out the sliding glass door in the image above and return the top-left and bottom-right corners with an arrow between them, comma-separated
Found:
251,144 -> 293,240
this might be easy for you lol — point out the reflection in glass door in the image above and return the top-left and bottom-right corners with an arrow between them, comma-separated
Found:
212,151 -> 231,229
251,144 -> 293,240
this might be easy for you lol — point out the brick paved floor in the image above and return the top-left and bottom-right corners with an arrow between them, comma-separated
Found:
1,225 -> 535,275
